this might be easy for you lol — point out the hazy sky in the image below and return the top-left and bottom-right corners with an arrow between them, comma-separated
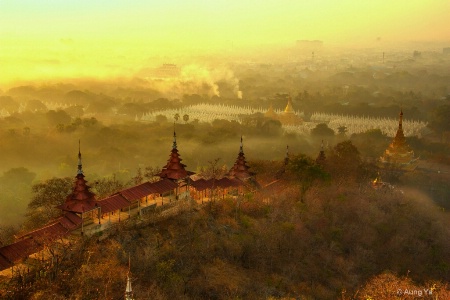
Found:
1,0 -> 449,85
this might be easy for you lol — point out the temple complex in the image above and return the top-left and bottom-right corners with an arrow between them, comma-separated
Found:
0,132 -> 256,275
379,110 -> 419,170
264,97 -> 303,125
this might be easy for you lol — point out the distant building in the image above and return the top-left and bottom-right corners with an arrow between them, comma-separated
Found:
315,141 -> 326,165
264,97 -> 303,125
379,110 -> 419,170
139,64 -> 180,80
370,172 -> 394,190
296,40 -> 323,51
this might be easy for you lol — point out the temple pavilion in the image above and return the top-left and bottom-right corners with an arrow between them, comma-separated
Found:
379,110 -> 419,170
57,141 -> 101,232
159,130 -> 195,199
228,136 -> 255,181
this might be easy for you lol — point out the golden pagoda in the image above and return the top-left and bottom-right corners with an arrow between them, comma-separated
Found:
371,172 -> 386,189
264,103 -> 278,119
284,97 -> 295,114
379,110 -> 419,170
264,96 -> 302,125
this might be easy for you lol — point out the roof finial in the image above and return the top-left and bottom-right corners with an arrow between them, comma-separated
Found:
321,139 -> 324,150
172,123 -> 177,150
239,135 -> 243,154
125,254 -> 134,300
77,140 -> 83,175
399,108 -> 403,130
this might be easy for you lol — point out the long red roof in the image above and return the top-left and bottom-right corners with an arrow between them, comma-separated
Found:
119,182 -> 155,201
97,194 -> 130,214
0,238 -> 40,270
191,177 -> 243,191
148,179 -> 178,194
0,252 -> 12,271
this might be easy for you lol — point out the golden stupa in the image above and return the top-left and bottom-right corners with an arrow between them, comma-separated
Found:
379,110 -> 419,170
265,97 -> 302,125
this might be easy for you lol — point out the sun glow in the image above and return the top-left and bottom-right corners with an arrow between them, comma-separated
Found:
1,0 -> 449,86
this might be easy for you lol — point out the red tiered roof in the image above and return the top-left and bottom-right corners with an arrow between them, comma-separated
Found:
159,131 -> 195,180
228,136 -> 254,181
58,146 -> 98,213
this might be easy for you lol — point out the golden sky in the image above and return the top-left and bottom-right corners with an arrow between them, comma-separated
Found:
1,0 -> 449,85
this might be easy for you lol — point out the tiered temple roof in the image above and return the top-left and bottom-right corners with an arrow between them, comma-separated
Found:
228,136 -> 255,181
380,110 -> 419,170
159,131 -> 195,180
58,142 -> 98,213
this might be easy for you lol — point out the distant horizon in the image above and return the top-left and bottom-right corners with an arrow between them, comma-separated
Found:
1,0 -> 450,86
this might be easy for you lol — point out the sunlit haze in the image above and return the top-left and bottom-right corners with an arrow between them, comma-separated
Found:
1,0 -> 449,85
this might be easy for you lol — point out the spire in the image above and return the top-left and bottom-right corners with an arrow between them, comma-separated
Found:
160,129 -> 195,180
77,140 -> 83,175
284,145 -> 289,165
379,109 -> 418,170
316,140 -> 326,164
125,254 -> 134,300
228,136 -> 254,181
284,96 -> 295,114
58,141 -> 97,213
392,109 -> 406,148
172,124 -> 177,149
240,135 -> 243,154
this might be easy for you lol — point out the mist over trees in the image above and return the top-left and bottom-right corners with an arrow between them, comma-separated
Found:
1,46 -> 450,299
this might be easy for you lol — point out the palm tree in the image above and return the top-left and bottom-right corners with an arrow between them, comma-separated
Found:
183,114 -> 189,123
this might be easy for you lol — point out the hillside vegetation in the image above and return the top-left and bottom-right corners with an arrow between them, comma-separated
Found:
2,154 -> 449,300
